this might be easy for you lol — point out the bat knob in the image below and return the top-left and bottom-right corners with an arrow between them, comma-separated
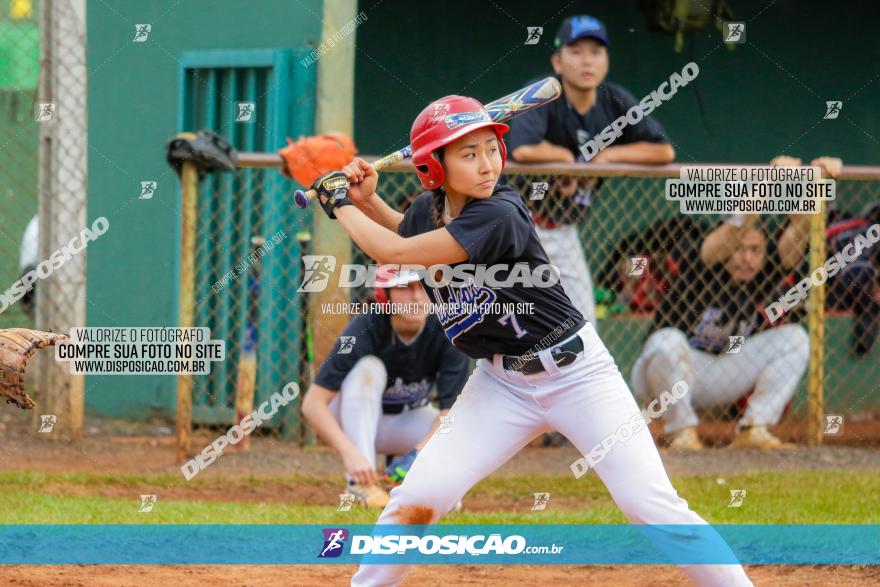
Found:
294,190 -> 309,209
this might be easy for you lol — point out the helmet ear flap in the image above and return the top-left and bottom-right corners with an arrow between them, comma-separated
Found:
416,155 -> 445,188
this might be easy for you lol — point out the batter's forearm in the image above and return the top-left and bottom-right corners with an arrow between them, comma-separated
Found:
335,206 -> 404,264
361,192 -> 405,232
334,206 -> 468,267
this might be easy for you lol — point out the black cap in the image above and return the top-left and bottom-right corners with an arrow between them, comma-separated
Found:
555,15 -> 609,49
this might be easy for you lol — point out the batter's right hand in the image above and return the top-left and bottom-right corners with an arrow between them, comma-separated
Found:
343,449 -> 376,485
341,157 -> 378,206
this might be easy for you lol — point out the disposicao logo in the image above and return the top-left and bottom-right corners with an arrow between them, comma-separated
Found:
319,528 -> 349,558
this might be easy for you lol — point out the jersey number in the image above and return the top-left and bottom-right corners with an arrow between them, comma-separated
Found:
498,312 -> 528,339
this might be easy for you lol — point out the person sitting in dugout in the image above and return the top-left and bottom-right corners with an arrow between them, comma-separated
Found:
630,157 -> 841,450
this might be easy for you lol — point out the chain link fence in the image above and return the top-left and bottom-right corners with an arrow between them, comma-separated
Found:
187,164 -> 303,439
337,162 -> 880,446
35,0 -> 88,436
0,0 -> 88,436
188,154 -> 879,447
821,176 -> 880,440
0,0 -> 40,329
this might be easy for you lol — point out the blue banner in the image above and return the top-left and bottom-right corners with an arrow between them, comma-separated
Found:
0,524 -> 876,565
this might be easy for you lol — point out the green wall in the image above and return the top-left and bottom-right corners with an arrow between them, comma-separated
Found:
354,0 -> 879,164
87,0 -> 322,418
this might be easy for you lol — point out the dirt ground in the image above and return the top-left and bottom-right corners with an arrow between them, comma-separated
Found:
2,412 -> 880,482
2,564 -> 879,586
3,413 -> 879,585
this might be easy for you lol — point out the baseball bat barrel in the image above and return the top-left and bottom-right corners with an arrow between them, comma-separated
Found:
293,77 -> 561,209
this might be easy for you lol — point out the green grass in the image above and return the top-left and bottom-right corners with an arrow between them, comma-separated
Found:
1,470 -> 877,524
472,471 -> 880,524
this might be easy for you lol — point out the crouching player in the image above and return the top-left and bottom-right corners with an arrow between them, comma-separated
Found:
301,266 -> 470,506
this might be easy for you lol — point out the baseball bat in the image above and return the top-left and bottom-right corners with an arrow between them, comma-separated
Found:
233,236 -> 264,451
293,76 -> 562,208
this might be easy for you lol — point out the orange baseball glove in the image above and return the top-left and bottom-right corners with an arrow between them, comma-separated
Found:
278,133 -> 357,187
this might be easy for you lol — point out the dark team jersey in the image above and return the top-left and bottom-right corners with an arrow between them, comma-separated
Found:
507,77 -> 670,225
651,227 -> 804,354
397,184 -> 586,359
314,311 -> 469,413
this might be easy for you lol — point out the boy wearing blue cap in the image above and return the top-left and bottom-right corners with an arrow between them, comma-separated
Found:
509,15 -> 676,326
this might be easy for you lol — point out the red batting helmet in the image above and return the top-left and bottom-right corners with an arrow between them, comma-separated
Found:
374,265 -> 422,305
410,95 -> 509,190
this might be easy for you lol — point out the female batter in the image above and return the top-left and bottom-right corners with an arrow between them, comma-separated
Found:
307,95 -> 752,587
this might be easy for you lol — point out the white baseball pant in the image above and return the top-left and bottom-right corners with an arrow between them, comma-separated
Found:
630,325 -> 810,433
351,323 -> 752,586
535,223 -> 597,326
329,356 -> 439,472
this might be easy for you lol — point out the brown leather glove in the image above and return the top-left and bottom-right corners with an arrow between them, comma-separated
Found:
0,328 -> 68,409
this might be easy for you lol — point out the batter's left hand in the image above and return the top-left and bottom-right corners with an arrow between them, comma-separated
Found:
310,170 -> 355,219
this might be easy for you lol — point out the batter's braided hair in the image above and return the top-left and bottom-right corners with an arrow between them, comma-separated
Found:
430,148 -> 447,229
431,186 -> 447,229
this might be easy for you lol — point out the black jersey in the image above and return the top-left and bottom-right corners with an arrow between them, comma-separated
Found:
508,79 -> 670,159
507,78 -> 671,225
314,311 -> 469,413
397,184 -> 586,360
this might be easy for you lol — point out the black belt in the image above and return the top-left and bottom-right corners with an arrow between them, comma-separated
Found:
502,334 -> 584,375
382,397 -> 429,414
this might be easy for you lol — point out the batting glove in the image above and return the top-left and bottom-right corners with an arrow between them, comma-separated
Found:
385,448 -> 418,486
310,170 -> 354,219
